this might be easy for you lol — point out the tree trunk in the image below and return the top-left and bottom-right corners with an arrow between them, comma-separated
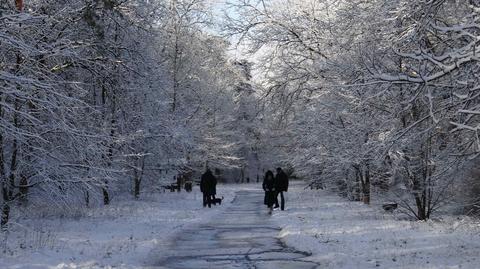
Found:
416,137 -> 434,220
133,156 -> 145,199
1,202 -> 10,228
85,190 -> 90,207
0,90 -> 7,228
133,163 -> 140,199
101,83 -> 110,206
241,168 -> 245,183
101,79 -> 116,205
415,194 -> 427,220
170,0 -> 179,112
352,164 -> 361,201
134,178 -> 140,199
176,175 -> 181,192
363,163 -> 371,205
172,37 -> 179,112
8,113 -> 19,199
102,187 -> 110,205
19,174 -> 28,205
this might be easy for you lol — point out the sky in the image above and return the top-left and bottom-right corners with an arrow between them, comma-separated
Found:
207,0 -> 246,59
210,0 -> 239,19
208,0 -> 239,32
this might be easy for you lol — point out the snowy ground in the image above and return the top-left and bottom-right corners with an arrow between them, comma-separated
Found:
274,182 -> 480,269
3,182 -> 480,269
0,185 -> 237,269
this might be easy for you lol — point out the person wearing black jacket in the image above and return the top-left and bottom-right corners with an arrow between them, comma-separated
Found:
200,169 -> 217,208
262,170 -> 276,215
274,167 -> 289,211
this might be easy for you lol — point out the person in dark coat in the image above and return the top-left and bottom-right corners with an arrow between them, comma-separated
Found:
200,169 -> 217,208
274,167 -> 289,211
262,170 -> 276,214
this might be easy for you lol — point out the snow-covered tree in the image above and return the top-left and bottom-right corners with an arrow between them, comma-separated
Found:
224,0 -> 480,219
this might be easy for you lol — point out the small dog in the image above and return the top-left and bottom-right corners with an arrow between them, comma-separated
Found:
211,196 -> 224,205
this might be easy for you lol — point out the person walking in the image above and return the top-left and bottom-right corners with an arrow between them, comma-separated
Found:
262,170 -> 276,215
200,169 -> 217,208
274,167 -> 289,211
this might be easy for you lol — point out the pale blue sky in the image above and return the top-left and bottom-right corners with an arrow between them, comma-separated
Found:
210,0 -> 241,26
207,0 -> 254,60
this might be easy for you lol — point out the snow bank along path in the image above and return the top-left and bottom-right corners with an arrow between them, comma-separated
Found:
274,182 -> 480,269
155,186 -> 321,268
0,186 -> 237,269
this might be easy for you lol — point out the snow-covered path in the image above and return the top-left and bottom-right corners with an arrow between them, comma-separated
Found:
156,189 -> 320,269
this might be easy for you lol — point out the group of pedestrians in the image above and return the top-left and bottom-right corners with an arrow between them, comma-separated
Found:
200,167 -> 289,214
262,167 -> 289,214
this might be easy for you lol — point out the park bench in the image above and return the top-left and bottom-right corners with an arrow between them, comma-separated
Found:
161,183 -> 179,192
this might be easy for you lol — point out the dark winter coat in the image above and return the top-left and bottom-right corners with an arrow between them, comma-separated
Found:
275,170 -> 289,192
262,171 -> 276,207
200,170 -> 217,195
262,176 -> 275,192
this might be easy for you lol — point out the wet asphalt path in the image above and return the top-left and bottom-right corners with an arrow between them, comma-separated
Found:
155,189 -> 321,269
